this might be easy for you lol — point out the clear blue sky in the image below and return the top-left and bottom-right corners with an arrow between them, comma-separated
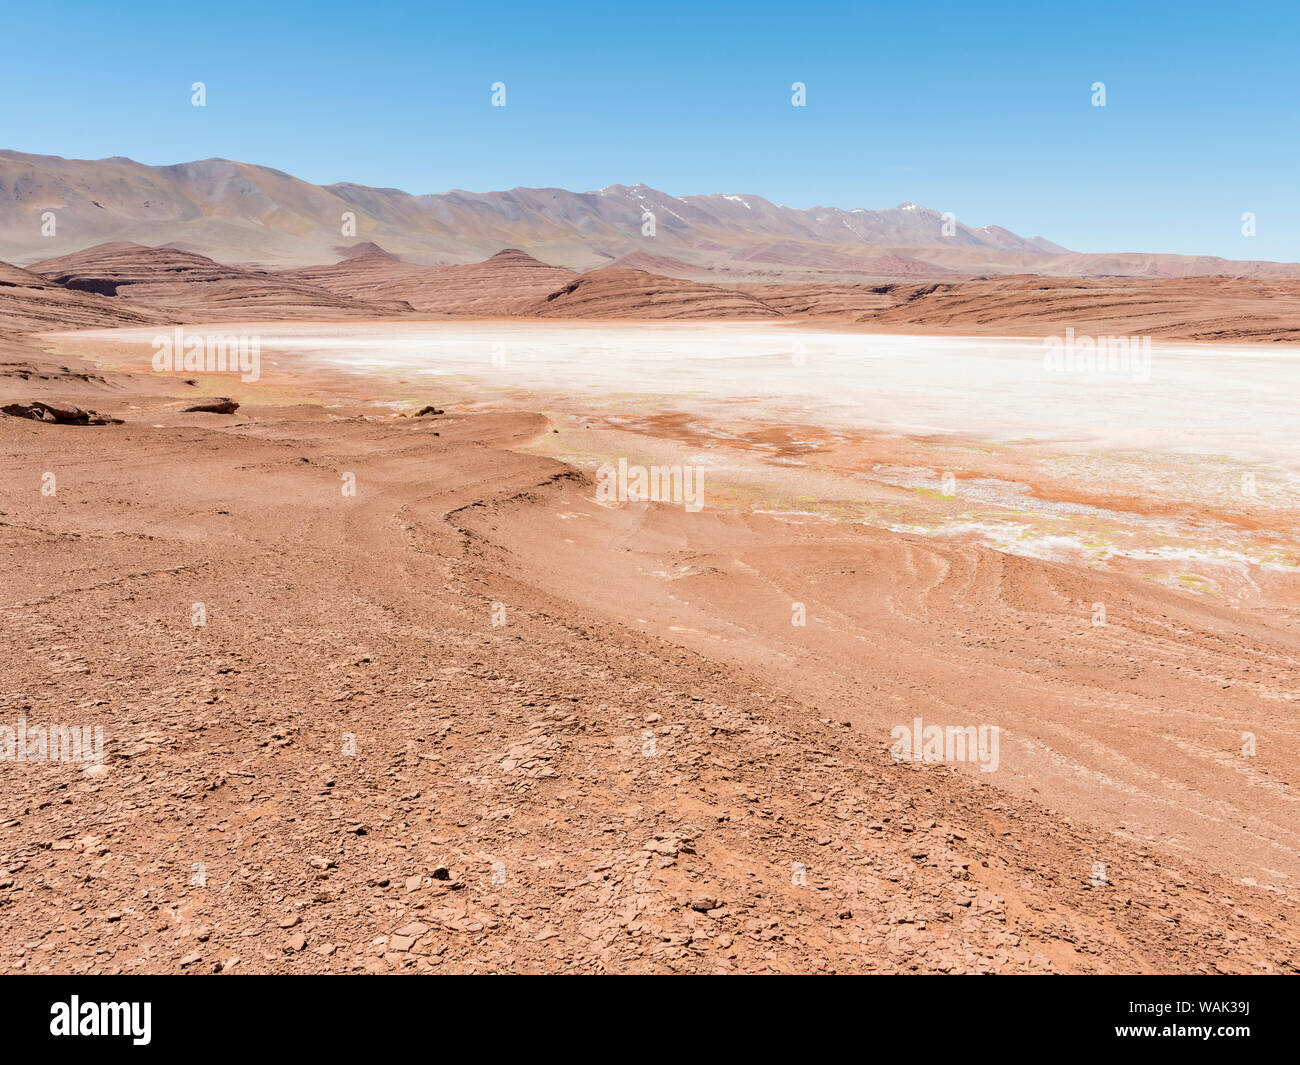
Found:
3,0 -> 1295,259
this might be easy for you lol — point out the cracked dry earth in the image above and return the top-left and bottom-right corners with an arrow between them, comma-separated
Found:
2,360 -> 1300,973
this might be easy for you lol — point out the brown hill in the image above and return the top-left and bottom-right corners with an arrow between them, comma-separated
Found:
34,241 -> 252,288
530,267 -> 780,319
736,281 -> 899,318
408,249 -> 580,315
0,259 -> 157,334
279,255 -> 450,309
886,245 -> 1300,282
280,248 -> 578,316
597,250 -> 707,278
726,240 -> 965,278
333,241 -> 399,261
20,238 -> 1300,337
30,242 -> 411,320
858,274 -> 1300,342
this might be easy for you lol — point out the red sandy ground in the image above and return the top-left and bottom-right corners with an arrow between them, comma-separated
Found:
1,288 -> 1299,972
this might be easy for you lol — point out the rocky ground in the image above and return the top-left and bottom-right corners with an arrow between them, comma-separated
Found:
2,320 -> 1299,973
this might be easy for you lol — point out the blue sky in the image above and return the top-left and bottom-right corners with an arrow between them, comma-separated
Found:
2,0 -> 1295,259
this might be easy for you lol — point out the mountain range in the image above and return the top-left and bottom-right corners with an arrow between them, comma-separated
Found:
5,149 -> 1300,280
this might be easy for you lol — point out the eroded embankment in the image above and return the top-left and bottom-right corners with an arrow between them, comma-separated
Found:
450,461 -> 1300,898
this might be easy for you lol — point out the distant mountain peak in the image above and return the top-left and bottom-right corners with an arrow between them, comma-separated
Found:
484,248 -> 548,266
334,241 -> 399,261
